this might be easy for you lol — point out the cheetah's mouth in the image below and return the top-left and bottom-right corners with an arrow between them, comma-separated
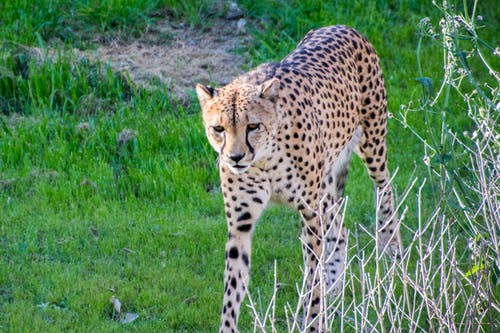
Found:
227,163 -> 250,174
233,164 -> 246,169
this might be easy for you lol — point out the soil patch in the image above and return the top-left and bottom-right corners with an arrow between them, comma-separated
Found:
84,18 -> 251,104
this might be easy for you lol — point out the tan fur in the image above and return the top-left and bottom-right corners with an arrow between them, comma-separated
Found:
196,25 -> 401,333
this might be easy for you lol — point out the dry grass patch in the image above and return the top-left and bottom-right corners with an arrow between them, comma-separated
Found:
82,18 -> 249,104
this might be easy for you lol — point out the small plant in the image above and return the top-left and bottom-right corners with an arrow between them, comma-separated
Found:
400,0 -> 499,311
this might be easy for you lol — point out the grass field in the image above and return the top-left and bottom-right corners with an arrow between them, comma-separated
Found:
0,0 -> 498,332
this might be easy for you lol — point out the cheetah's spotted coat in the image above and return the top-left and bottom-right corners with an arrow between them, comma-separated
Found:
196,25 -> 401,332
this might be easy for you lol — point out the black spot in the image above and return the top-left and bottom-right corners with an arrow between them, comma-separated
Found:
252,197 -> 263,204
378,146 -> 385,156
237,212 -> 252,222
237,224 -> 252,232
242,253 -> 249,266
230,277 -> 237,288
303,212 -> 316,221
228,247 -> 239,259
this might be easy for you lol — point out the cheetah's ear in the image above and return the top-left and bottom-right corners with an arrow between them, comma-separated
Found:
260,78 -> 280,103
196,84 -> 217,108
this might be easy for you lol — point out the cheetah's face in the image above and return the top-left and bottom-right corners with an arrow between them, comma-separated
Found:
196,78 -> 280,174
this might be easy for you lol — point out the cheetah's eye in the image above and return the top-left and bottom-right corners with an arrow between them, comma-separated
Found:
247,123 -> 260,131
213,125 -> 225,133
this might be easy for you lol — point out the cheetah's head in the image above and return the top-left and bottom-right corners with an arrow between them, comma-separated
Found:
196,78 -> 280,174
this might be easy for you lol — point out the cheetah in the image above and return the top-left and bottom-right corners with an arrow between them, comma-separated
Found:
196,25 -> 401,332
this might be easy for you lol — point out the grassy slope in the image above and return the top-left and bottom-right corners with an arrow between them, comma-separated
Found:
0,0 -> 498,331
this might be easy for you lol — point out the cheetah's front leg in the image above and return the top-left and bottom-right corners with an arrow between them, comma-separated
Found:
219,168 -> 271,333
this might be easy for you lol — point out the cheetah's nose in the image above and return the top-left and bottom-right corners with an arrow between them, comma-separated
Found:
229,153 -> 245,163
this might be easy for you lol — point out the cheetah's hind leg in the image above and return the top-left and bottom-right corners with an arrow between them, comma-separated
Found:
355,135 -> 402,257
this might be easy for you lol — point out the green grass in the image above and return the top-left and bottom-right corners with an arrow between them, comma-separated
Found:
1,0 -> 498,331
